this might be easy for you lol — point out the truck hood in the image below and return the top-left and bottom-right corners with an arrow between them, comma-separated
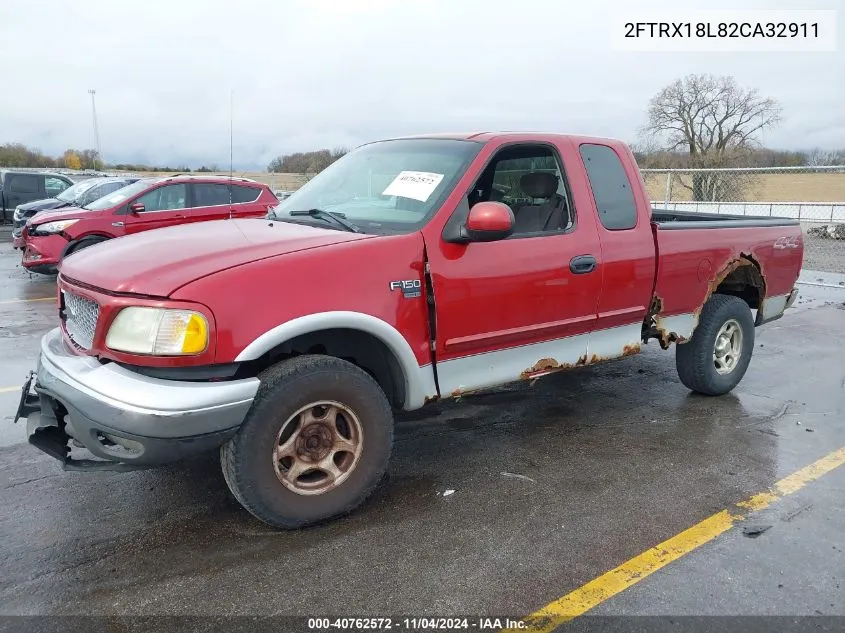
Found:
59,218 -> 374,297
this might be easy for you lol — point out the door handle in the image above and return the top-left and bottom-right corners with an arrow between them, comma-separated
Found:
112,222 -> 124,227
570,255 -> 597,274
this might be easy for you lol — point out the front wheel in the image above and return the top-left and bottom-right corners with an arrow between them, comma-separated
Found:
62,236 -> 109,262
221,355 -> 394,529
675,294 -> 755,396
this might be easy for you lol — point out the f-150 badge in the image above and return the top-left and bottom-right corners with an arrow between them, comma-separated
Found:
389,279 -> 422,298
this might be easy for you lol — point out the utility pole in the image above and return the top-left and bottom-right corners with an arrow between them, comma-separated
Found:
88,89 -> 102,168
229,89 -> 234,180
229,90 -> 234,218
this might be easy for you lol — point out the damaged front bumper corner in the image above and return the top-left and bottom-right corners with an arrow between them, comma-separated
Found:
17,328 -> 260,471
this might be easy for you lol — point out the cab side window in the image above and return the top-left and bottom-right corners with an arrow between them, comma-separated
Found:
469,145 -> 574,236
45,176 -> 71,197
135,184 -> 187,212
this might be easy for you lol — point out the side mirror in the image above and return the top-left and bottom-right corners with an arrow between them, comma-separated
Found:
460,201 -> 514,243
128,202 -> 145,213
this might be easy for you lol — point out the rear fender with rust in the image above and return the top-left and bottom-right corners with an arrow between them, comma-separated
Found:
646,253 -> 766,349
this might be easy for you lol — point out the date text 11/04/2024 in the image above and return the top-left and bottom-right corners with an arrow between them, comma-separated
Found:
624,22 -> 819,38
307,617 -> 526,630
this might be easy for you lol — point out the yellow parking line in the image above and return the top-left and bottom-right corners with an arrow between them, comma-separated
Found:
0,297 -> 54,305
505,445 -> 845,633
0,386 -> 23,393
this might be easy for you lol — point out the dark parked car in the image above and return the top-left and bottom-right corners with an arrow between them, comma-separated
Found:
12,177 -> 139,248
0,170 -> 74,224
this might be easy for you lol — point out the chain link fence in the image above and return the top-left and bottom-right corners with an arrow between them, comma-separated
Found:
642,166 -> 845,277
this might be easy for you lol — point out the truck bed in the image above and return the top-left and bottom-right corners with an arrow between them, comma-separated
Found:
649,207 -> 804,344
651,207 -> 800,230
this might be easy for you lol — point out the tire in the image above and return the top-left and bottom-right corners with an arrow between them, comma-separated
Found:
26,264 -> 58,276
63,236 -> 108,260
676,294 -> 755,396
221,354 -> 394,529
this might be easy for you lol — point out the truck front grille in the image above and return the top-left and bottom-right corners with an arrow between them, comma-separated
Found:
62,291 -> 100,350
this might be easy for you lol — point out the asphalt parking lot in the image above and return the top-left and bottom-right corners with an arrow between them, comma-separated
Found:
1,236 -> 844,630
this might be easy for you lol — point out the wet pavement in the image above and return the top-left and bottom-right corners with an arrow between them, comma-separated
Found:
1,239 -> 844,623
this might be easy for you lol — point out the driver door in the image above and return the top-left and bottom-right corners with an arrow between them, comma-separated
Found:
425,141 -> 602,396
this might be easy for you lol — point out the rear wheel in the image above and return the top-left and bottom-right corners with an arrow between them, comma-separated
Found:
220,354 -> 394,529
675,294 -> 755,396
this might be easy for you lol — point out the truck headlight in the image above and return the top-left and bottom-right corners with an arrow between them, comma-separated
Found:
33,219 -> 79,235
105,307 -> 209,355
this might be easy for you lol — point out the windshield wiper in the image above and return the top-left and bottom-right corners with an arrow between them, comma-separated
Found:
288,208 -> 362,233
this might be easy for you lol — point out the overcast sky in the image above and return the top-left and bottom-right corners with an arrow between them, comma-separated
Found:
1,0 -> 841,169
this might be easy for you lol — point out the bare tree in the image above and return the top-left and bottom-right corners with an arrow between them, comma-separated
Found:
642,74 -> 782,201
805,147 -> 845,167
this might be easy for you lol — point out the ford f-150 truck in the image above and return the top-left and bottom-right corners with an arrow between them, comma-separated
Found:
15,132 -> 803,529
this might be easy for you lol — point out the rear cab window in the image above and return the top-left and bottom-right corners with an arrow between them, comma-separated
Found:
579,144 -> 637,230
9,174 -> 39,194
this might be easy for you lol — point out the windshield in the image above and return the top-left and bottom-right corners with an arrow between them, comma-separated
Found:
270,139 -> 482,233
56,180 -> 98,203
85,178 -> 159,210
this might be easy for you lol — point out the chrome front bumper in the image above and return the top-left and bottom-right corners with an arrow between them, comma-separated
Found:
26,328 -> 260,468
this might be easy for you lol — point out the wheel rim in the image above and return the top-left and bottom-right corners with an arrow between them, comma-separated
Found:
272,400 -> 364,496
713,319 -> 743,375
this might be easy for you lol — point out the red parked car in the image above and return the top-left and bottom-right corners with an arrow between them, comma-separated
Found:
20,174 -> 278,274
16,132 -> 803,529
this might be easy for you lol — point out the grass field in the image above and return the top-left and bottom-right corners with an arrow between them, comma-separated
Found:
642,172 -> 845,203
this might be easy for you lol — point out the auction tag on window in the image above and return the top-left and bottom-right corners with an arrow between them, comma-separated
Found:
382,171 -> 444,202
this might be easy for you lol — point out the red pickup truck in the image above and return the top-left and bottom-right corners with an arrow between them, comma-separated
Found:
16,132 -> 803,529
